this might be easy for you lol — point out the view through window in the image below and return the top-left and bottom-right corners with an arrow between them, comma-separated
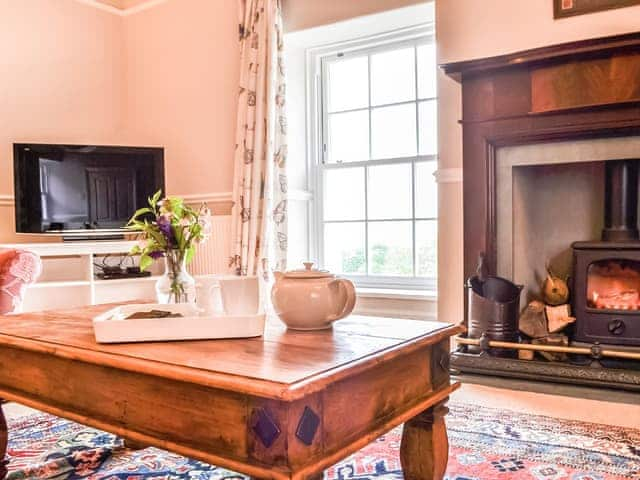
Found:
317,35 -> 437,289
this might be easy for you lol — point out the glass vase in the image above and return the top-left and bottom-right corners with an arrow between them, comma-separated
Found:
156,250 -> 196,304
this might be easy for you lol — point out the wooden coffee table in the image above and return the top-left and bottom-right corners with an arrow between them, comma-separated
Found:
0,304 -> 462,480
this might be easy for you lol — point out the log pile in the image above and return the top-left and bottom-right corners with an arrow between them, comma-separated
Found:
518,265 -> 575,361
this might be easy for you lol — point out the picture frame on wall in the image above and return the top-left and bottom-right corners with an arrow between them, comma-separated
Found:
554,0 -> 640,18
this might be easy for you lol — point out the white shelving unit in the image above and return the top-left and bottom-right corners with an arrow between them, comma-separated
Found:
1,241 -> 161,312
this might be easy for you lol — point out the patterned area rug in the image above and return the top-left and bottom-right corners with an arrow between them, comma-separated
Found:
4,402 -> 639,479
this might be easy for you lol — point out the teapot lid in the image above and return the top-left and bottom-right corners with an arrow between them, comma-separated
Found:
284,262 -> 334,279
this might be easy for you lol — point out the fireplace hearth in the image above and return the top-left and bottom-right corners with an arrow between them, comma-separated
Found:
443,32 -> 640,391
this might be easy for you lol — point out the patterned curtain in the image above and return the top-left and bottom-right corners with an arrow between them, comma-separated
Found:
230,0 -> 288,278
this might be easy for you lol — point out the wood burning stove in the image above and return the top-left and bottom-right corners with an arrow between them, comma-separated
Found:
572,159 -> 640,346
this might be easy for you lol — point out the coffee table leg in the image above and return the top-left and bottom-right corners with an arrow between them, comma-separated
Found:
400,400 -> 449,480
0,401 -> 8,480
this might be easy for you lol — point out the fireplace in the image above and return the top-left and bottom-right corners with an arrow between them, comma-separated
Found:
443,32 -> 640,390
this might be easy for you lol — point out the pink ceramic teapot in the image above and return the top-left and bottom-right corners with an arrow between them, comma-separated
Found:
271,262 -> 356,330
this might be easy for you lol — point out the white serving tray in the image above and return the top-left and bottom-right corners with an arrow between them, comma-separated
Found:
92,303 -> 265,344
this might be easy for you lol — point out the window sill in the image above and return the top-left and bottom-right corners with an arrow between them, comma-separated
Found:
356,287 -> 437,301
354,288 -> 437,320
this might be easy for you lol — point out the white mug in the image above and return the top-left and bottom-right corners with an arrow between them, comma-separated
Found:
196,275 -> 260,316
217,276 -> 261,315
195,277 -> 224,315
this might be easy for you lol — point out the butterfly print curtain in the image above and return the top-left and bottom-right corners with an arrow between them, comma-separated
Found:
230,0 -> 288,278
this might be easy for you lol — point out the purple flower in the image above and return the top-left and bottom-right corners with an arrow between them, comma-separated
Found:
149,250 -> 165,259
157,214 -> 175,246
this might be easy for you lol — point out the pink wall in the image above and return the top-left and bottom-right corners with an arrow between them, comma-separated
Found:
0,0 -> 240,242
437,0 -> 640,64
0,0 -> 124,241
0,0 -> 124,193
122,0 -> 239,197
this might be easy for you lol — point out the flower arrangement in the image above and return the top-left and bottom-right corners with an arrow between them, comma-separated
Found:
128,190 -> 212,303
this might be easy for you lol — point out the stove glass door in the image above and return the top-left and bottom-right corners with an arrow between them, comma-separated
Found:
587,259 -> 640,311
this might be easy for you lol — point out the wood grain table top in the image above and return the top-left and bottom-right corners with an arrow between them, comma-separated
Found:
0,303 -> 461,400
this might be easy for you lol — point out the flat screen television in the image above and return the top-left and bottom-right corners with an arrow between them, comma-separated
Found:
14,143 -> 165,239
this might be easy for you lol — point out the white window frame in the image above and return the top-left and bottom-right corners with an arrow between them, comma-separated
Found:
306,24 -> 436,291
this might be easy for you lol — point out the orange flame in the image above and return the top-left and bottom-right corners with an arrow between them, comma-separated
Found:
587,260 -> 640,310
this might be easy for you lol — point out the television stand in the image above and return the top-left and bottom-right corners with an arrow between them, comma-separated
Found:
0,241 -> 160,311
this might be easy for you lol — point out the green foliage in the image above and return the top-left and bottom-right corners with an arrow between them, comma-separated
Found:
126,190 -> 211,271
370,244 -> 412,276
339,242 -> 437,277
139,254 -> 153,272
342,249 -> 365,274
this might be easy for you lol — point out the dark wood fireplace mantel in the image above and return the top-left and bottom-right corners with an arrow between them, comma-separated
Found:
442,32 -> 640,81
444,32 -> 640,391
441,31 -> 640,282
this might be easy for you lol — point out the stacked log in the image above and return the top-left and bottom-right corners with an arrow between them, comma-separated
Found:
546,304 -> 575,333
517,349 -> 535,361
532,334 -> 570,361
519,301 -> 547,338
517,265 -> 575,361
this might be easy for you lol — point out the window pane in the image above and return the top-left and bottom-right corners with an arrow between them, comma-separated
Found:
417,43 -> 437,99
324,168 -> 365,221
418,100 -> 437,156
371,46 -> 416,106
415,161 -> 437,219
328,110 -> 369,163
368,221 -> 413,276
371,104 -> 417,159
324,222 -> 366,274
368,163 -> 412,220
327,56 -> 369,112
416,220 -> 437,278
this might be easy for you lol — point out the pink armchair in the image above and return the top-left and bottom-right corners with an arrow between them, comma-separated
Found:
0,249 -> 41,314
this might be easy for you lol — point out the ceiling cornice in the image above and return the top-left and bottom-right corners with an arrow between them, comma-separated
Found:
74,0 -> 123,15
74,0 -> 170,16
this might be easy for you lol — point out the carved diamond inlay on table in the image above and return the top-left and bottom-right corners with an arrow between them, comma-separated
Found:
251,408 -> 280,448
295,406 -> 320,446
